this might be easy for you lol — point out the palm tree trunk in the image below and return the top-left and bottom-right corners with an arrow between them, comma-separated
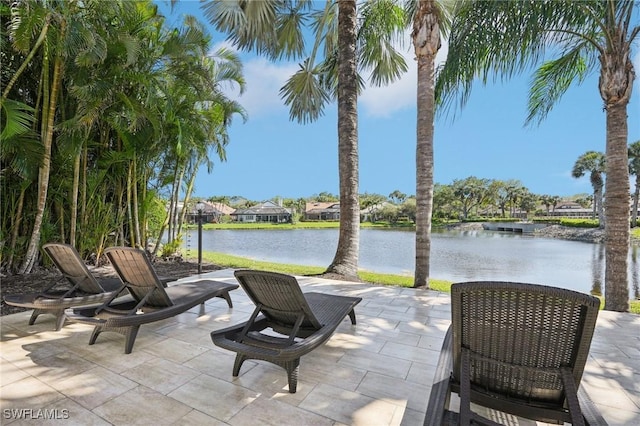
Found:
632,177 -> 639,227
126,162 -> 135,247
604,101 -> 630,312
19,23 -> 65,273
132,157 -> 142,248
1,16 -> 50,101
326,0 -> 359,280
7,186 -> 27,271
596,186 -> 605,228
70,148 -> 80,247
412,0 -> 439,288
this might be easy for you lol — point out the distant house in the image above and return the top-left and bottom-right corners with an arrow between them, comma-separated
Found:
188,201 -> 234,223
547,202 -> 593,218
231,201 -> 293,223
304,202 -> 340,221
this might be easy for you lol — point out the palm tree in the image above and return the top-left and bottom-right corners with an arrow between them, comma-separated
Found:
539,195 -> 554,215
388,190 -> 407,204
409,0 -> 451,287
202,0 -> 407,279
7,0 -> 71,273
1,0 -> 245,270
572,151 -> 606,226
629,140 -> 640,227
437,0 -> 638,311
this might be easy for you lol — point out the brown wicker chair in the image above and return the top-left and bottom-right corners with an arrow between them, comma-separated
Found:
211,269 -> 362,393
425,281 -> 606,426
65,247 -> 238,354
3,243 -> 122,331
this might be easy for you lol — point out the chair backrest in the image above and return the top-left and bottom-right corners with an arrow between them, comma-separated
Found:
234,270 -> 322,330
104,247 -> 173,307
43,243 -> 105,294
451,281 -> 600,405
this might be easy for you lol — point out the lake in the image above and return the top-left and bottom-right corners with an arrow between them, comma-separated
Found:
184,228 -> 639,297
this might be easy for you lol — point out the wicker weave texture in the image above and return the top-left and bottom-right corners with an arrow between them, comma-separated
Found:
452,281 -> 600,404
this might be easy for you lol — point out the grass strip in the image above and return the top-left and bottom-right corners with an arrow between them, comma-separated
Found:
195,251 -> 450,290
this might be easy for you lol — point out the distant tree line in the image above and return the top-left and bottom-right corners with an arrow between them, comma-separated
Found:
205,137 -> 640,227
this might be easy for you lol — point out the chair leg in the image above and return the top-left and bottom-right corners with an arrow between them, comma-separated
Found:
286,359 -> 300,393
123,326 -> 140,354
219,292 -> 233,308
28,309 -> 42,326
348,309 -> 356,325
233,354 -> 247,377
54,310 -> 66,331
89,326 -> 103,345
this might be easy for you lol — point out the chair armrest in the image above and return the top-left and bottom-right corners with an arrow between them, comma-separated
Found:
424,325 -> 454,426
578,386 -> 608,426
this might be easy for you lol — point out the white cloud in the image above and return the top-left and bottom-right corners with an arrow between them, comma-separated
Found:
210,42 -> 297,118
212,33 -> 451,121
236,58 -> 298,117
360,33 -> 449,118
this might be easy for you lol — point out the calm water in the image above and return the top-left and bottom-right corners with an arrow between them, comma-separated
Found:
184,228 -> 639,297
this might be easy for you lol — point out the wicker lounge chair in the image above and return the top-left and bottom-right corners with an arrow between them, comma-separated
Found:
211,269 -> 362,393
425,281 -> 606,426
65,247 -> 238,354
3,243 -> 122,331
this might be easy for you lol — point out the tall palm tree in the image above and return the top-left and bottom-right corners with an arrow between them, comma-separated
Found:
629,140 -> 640,227
572,151 -> 606,226
408,0 -> 451,287
437,0 -> 638,311
8,0 -> 71,273
202,0 -> 407,279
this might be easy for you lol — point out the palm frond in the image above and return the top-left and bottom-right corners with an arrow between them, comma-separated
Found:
0,99 -> 42,179
527,45 -> 592,126
275,6 -> 307,60
202,0 -> 280,59
436,0 -> 604,118
358,0 -> 408,87
279,59 -> 331,124
0,99 -> 35,141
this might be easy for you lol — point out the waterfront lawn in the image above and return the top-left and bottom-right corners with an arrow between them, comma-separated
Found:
196,251 -> 451,291
194,251 -> 640,314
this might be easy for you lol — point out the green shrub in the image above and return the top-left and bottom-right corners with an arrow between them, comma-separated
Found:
161,237 -> 183,258
559,218 -> 599,228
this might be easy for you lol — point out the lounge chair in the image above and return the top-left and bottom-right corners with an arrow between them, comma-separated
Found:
425,281 -> 606,426
3,243 -> 123,331
65,246 -> 238,354
211,269 -> 362,393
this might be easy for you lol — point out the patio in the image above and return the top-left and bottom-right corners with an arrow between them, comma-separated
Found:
1,269 -> 638,425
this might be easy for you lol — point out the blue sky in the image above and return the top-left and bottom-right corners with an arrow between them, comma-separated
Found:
160,1 -> 640,202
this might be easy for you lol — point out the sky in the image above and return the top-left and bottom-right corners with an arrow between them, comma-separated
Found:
159,1 -> 640,202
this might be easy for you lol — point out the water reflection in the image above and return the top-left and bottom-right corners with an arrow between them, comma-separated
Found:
187,228 -> 638,297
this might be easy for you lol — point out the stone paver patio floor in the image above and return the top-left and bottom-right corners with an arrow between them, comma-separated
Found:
1,269 -> 638,425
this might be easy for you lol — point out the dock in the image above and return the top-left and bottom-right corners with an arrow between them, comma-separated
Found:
482,222 -> 548,234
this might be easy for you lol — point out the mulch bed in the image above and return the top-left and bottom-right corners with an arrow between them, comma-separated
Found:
0,259 -> 224,317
